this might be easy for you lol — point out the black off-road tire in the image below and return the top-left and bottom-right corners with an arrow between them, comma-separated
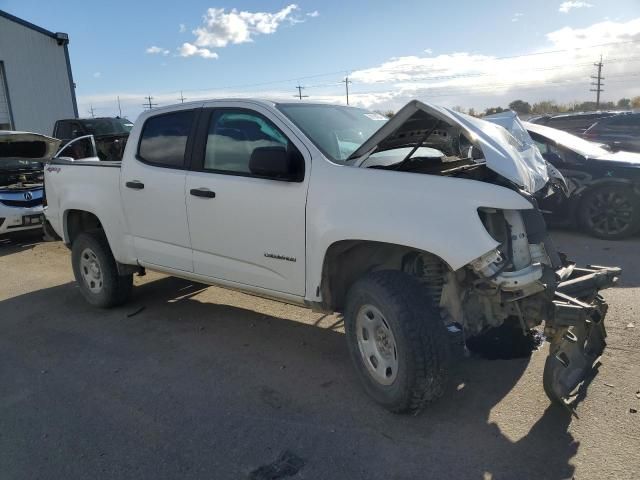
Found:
344,270 -> 449,414
578,185 -> 640,240
71,231 -> 133,308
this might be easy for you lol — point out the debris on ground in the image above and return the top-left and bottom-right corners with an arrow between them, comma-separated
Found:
603,383 -> 615,388
630,408 -> 638,414
626,322 -> 635,329
636,390 -> 640,399
447,324 -> 462,333
126,306 -> 146,318
249,450 -> 305,480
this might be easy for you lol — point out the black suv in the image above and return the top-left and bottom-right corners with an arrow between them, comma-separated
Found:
583,113 -> 640,153
53,117 -> 134,162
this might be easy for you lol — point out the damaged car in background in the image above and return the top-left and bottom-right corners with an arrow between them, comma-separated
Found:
487,110 -> 640,240
44,99 -> 620,413
0,131 -> 59,235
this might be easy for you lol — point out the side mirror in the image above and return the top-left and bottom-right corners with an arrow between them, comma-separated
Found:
249,146 -> 304,181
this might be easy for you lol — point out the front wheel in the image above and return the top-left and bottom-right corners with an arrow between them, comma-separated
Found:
578,185 -> 640,240
71,231 -> 133,308
344,271 -> 449,414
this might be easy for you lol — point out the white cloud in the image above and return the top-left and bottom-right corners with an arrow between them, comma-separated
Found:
146,46 -> 170,56
307,10 -> 319,18
559,1 -> 594,13
93,72 -> 101,78
179,23 -> 186,33
346,18 -> 640,110
178,42 -> 218,59
512,12 -> 524,22
192,4 -> 299,49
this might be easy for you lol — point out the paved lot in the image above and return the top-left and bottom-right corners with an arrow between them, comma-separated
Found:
1,229 -> 639,480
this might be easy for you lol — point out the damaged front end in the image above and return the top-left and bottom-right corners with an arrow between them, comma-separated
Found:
348,100 -> 621,406
442,204 -> 619,406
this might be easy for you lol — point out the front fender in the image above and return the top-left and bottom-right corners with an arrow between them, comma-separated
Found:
305,162 -> 533,302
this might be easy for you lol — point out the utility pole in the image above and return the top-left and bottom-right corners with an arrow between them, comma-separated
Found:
117,96 -> 122,117
143,95 -> 158,110
88,105 -> 96,118
294,84 -> 308,100
178,91 -> 187,103
590,55 -> 604,109
342,76 -> 352,105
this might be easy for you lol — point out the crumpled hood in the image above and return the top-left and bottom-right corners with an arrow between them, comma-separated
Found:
0,131 -> 61,162
348,100 -> 550,193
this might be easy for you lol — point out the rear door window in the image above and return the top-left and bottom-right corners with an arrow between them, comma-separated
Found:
137,110 -> 195,167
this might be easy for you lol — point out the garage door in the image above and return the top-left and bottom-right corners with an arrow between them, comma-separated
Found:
0,63 -> 12,129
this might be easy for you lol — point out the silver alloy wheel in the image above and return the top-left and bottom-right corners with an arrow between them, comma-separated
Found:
355,304 -> 398,385
80,247 -> 103,294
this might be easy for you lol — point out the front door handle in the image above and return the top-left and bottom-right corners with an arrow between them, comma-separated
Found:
190,188 -> 216,198
125,180 -> 144,190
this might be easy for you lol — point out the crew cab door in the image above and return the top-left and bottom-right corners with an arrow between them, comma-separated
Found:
185,104 -> 309,295
120,108 -> 198,271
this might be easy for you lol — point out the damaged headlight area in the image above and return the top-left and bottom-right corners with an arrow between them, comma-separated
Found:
435,204 -> 621,407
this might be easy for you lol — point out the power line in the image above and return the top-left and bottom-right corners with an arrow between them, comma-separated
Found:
178,91 -> 187,103
294,85 -> 309,100
590,55 -> 604,108
117,96 -> 122,117
145,39 -> 640,98
88,105 -> 96,118
143,95 -> 158,110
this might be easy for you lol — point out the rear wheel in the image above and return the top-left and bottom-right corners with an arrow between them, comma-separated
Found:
344,271 -> 449,414
578,185 -> 640,240
71,231 -> 132,308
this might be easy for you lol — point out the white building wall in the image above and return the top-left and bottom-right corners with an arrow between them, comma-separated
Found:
0,14 -> 76,135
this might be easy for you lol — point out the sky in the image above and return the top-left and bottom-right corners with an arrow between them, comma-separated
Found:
2,0 -> 640,119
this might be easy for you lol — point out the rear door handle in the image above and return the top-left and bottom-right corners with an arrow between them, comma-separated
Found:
190,188 -> 216,198
125,180 -> 144,190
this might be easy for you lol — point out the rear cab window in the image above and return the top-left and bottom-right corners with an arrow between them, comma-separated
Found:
137,110 -> 195,168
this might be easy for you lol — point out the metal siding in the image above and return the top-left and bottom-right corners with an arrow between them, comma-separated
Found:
0,16 -> 76,134
0,63 -> 10,126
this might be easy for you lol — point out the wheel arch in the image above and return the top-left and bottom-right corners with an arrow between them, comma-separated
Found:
64,209 -> 103,245
318,239 -> 451,312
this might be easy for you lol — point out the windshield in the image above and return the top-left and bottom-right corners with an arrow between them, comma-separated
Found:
277,104 -> 388,163
525,122 -> 609,158
81,118 -> 134,136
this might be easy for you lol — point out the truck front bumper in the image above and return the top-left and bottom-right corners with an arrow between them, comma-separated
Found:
544,264 -> 621,405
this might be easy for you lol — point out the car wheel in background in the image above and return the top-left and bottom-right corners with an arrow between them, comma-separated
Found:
578,185 -> 640,240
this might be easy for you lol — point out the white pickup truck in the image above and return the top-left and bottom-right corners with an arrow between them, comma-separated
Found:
44,99 -> 620,414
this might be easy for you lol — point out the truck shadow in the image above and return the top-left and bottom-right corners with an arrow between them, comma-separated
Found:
0,276 -> 579,480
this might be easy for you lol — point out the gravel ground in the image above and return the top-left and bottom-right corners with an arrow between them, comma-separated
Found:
0,229 -> 638,480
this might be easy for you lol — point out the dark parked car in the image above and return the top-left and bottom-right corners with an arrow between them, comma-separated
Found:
53,117 -> 133,162
529,111 -> 622,135
526,121 -> 640,239
583,113 -> 640,153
